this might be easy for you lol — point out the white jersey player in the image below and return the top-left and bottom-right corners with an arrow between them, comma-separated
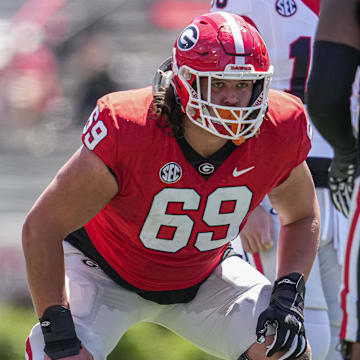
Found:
211,1 -> 347,359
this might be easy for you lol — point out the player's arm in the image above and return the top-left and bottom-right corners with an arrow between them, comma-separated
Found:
23,145 -> 118,316
306,0 -> 360,218
240,203 -> 274,253
22,145 -> 118,358
308,0 -> 359,181
255,161 -> 320,359
268,160 -> 320,280
315,0 -> 360,50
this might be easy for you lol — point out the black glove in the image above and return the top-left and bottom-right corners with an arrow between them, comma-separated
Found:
256,273 -> 306,359
328,150 -> 357,218
40,305 -> 81,359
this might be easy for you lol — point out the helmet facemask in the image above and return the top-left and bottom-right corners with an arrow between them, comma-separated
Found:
173,56 -> 273,142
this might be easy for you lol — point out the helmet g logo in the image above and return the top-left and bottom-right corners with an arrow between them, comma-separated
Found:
178,25 -> 199,51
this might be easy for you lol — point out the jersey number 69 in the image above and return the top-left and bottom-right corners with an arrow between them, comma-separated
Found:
139,186 -> 253,253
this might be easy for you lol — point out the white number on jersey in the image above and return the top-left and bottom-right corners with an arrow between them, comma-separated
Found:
139,186 -> 252,253
83,105 -> 108,150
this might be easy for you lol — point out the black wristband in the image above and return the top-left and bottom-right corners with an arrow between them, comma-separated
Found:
40,305 -> 81,359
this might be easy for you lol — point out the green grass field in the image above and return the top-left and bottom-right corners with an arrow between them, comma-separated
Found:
0,303 -> 220,360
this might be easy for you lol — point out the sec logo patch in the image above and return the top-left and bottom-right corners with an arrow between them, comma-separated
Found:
276,0 -> 297,17
160,162 -> 182,184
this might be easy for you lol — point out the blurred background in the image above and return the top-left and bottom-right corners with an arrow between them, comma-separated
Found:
0,1 -> 221,359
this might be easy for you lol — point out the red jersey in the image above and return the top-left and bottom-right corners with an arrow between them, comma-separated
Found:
81,86 -> 311,291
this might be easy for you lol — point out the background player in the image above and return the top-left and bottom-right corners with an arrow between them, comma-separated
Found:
23,12 -> 318,360
210,1 -> 344,359
306,0 -> 360,358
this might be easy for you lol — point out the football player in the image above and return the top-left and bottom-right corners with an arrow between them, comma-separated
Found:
306,0 -> 360,359
23,12 -> 319,360
210,1 -> 345,359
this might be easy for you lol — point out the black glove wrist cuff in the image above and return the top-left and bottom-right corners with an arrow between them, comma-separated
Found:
332,147 -> 357,171
40,305 -> 81,360
274,272 -> 305,295
272,272 -> 305,320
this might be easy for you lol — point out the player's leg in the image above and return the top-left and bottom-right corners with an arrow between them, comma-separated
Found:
350,342 -> 360,359
302,308 -> 331,359
152,254 -> 310,360
238,248 -> 329,360
317,241 -> 343,360
338,51 -> 360,360
312,187 -> 344,359
25,242 -> 157,360
232,196 -> 330,359
340,177 -> 360,359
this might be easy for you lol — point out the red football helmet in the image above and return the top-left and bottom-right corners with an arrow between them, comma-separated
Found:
172,12 -> 273,142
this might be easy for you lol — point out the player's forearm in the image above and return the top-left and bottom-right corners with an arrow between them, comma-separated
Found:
306,40 -> 359,156
22,216 -> 68,317
276,214 -> 320,281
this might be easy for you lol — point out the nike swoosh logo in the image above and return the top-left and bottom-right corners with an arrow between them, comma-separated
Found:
233,166 -> 255,177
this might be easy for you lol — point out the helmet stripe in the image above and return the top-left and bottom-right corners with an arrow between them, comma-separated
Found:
218,12 -> 245,65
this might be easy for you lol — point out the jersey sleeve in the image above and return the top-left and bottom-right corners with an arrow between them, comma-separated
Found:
269,94 -> 313,188
81,96 -> 119,179
296,107 -> 312,166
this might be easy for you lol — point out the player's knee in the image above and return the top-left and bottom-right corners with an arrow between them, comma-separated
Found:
237,348 -> 311,360
240,339 -> 311,360
297,346 -> 312,360
25,323 -> 45,360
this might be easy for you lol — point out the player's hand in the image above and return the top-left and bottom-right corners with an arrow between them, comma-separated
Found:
240,205 -> 274,253
328,150 -> 357,218
44,346 -> 94,360
256,273 -> 307,359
